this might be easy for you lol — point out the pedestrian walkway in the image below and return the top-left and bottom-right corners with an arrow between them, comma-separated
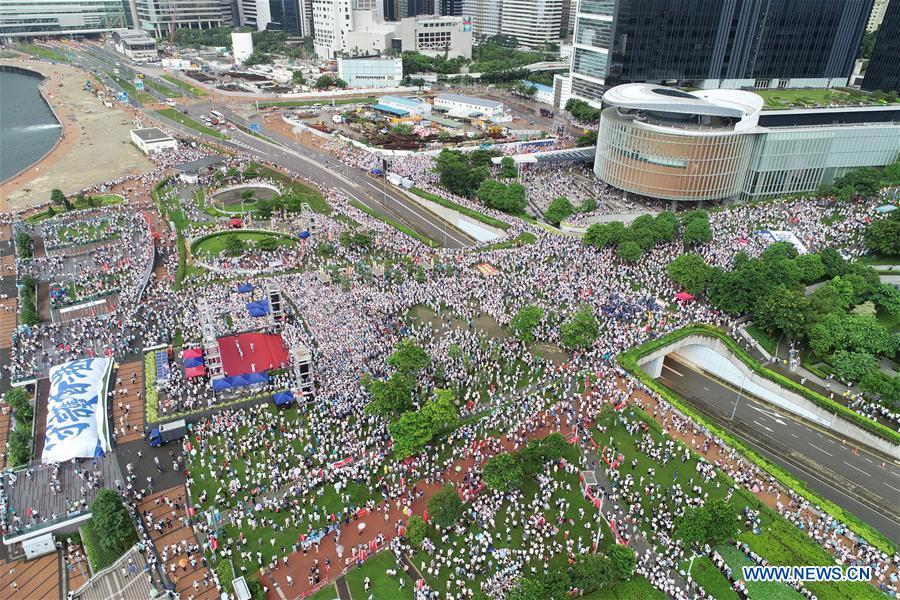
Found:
0,551 -> 60,600
0,298 -> 17,350
110,360 -> 146,445
137,485 -> 218,600
71,544 -> 157,600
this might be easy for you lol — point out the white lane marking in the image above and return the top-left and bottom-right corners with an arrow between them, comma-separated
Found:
747,404 -> 787,426
808,443 -> 833,457
815,432 -> 824,438
843,461 -> 870,477
702,386 -> 711,391
662,364 -> 683,377
789,432 -> 799,438
863,457 -> 873,463
886,483 -> 900,494
753,420 -> 774,433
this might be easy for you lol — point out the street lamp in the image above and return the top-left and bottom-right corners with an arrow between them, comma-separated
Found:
730,373 -> 748,421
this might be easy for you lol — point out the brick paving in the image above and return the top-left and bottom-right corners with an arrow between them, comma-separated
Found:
138,485 -> 218,600
0,552 -> 60,600
0,405 -> 10,470
0,299 -> 16,349
110,360 -> 146,445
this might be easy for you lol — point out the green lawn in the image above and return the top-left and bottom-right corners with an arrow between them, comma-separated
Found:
26,194 -> 124,223
350,199 -> 440,248
679,556 -> 739,600
107,71 -> 156,104
307,583 -> 338,600
252,164 -> 330,214
753,88 -> 886,110
143,77 -> 182,98
192,231 -> 298,257
745,325 -> 778,355
714,545 -> 804,600
474,232 -> 537,252
156,108 -> 226,138
876,307 -> 900,333
346,551 -> 414,600
258,97 -> 375,108
857,254 -> 898,266
161,74 -> 207,96
18,42 -> 68,62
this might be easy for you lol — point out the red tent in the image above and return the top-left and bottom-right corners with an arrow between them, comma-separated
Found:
675,292 -> 694,301
183,348 -> 203,359
229,217 -> 243,228
186,365 -> 207,379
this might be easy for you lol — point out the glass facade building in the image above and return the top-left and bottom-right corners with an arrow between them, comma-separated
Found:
269,0 -> 301,35
594,83 -> 900,203
0,0 -> 129,36
862,0 -> 900,92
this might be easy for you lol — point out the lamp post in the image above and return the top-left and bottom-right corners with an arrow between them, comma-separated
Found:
730,373 -> 748,421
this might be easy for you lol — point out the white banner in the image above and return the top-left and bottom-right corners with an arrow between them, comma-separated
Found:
43,358 -> 112,463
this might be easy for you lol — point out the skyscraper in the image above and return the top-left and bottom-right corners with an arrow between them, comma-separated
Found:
437,0 -> 462,16
499,0 -> 562,49
462,0 -> 501,37
0,0 -> 130,36
863,0 -> 900,91
565,0 -> 874,105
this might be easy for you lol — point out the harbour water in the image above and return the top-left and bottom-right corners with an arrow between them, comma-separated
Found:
0,69 -> 62,182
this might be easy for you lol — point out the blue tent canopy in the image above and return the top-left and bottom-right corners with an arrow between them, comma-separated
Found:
212,378 -> 232,391
298,230 -> 311,240
184,356 -> 205,368
246,299 -> 270,317
237,283 -> 254,293
246,372 -> 269,384
273,390 -> 294,406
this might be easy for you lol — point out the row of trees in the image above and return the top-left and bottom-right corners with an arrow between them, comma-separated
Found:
565,99 -> 602,124
584,210 -> 710,262
507,546 -> 636,600
543,196 -> 598,227
666,244 -> 899,403
433,149 -> 499,198
5,388 -> 33,467
817,159 -> 900,202
19,275 -> 40,326
508,303 -> 600,350
864,208 -> 900,257
476,180 -> 527,214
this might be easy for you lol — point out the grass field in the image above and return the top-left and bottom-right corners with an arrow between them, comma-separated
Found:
346,551 -> 414,600
192,231 -> 298,257
307,583 -> 337,600
410,187 -> 511,231
474,232 -> 537,252
18,42 -> 68,62
156,108 -> 226,138
678,556 -> 739,600
161,74 -> 207,96
259,97 -> 375,108
753,88 -> 885,110
582,576 -> 667,599
252,164 -> 329,214
745,324 -> 778,355
143,77 -> 182,98
107,71 -> 155,104
26,194 -> 124,223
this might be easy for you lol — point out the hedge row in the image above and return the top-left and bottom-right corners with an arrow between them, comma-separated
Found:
409,187 -> 511,231
80,520 -> 122,572
618,324 -> 897,555
144,352 -> 158,423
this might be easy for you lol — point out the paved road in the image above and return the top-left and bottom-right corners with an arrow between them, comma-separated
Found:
658,354 -> 900,543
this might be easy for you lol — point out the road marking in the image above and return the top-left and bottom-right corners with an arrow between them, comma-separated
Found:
808,443 -> 833,457
886,483 -> 900,494
662,364 -> 683,377
702,386 -> 711,391
843,461 -> 870,477
863,457 -> 873,463
753,420 -> 773,433
789,432 -> 799,438
815,432 -> 824,438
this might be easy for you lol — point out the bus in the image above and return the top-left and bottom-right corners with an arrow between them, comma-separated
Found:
210,110 -> 224,123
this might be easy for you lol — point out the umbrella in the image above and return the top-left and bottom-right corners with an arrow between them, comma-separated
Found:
179,557 -> 188,568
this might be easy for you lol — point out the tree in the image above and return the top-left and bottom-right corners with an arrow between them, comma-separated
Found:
819,248 -> 849,278
255,198 -> 273,219
795,253 -> 825,284
499,183 -> 527,214
810,276 -> 855,316
243,164 -> 259,178
675,499 -> 736,551
607,545 -> 637,581
560,305 -> 599,350
871,283 -> 900,317
666,253 -> 712,295
569,555 -> 610,594
388,340 -> 431,376
576,131 -> 598,147
544,197 -> 575,227
808,313 -> 894,358
752,286 -> 810,337
864,212 -> 900,256
364,372 -> 414,419
584,221 -> 626,249
541,432 -> 579,463
243,51 -> 273,65
388,389 -> 457,458
482,452 -> 524,491
291,70 -> 305,85
508,571 -> 571,600
240,189 -> 255,202
510,305 -> 544,343
223,234 -> 246,256
499,156 -> 518,179
653,211 -> 680,242
427,484 -> 464,528
616,240 -> 642,262
565,98 -> 601,123
435,150 -> 490,198
405,514 -> 427,547
683,217 -> 712,245
91,489 -> 136,553
832,350 -> 879,384
50,188 -> 71,210
314,74 -> 337,89
257,236 -> 279,252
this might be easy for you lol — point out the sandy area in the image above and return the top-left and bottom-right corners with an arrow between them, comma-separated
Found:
0,59 -> 155,211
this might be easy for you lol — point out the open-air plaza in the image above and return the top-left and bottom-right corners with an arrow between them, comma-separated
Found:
1,44 -> 900,600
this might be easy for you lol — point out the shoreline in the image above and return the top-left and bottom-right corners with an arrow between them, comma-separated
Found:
0,65 -> 65,187
0,60 -> 81,208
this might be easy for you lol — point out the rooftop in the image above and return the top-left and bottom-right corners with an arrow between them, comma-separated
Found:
435,93 -> 503,110
603,84 -> 763,120
379,95 -> 426,107
131,127 -> 174,143
174,155 -> 225,173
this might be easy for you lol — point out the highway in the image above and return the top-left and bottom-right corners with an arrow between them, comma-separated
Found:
658,354 -> 900,543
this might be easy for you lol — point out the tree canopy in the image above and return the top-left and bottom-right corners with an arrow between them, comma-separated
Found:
427,484 -> 464,528
560,305 -> 599,350
544,197 -> 575,226
509,305 -> 545,343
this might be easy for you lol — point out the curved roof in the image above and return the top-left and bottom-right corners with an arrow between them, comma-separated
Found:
603,83 -> 763,126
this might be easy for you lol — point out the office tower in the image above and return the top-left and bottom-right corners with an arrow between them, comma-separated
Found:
134,0 -> 234,37
437,0 -> 462,16
867,0 -> 889,31
863,0 -> 900,91
0,0 -> 129,36
499,0 -> 562,49
461,0 -> 501,37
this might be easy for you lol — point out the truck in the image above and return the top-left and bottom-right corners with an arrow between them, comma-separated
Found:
149,418 -> 187,447
386,173 -> 402,186
540,108 -> 554,118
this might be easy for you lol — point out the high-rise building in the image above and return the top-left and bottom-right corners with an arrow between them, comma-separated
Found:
313,0 -> 352,57
867,0 -> 889,31
461,0 -> 500,37
499,0 -> 562,49
237,0 -> 272,30
437,0 -> 462,16
559,0 -> 576,38
863,0 -> 900,91
0,0 -> 130,36
135,0 -> 234,37
561,0 -> 874,107
268,0 -> 301,34
343,10 -> 472,57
